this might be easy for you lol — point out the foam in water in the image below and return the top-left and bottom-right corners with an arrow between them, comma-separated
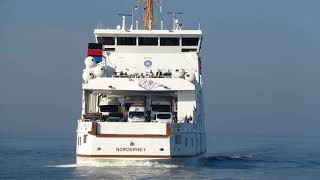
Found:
47,164 -> 79,168
47,154 -> 255,169
47,160 -> 179,168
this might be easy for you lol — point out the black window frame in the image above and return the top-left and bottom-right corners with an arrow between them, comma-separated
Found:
138,37 -> 158,46
182,37 -> 199,46
117,37 -> 137,46
181,48 -> 197,52
97,37 -> 115,45
156,113 -> 171,119
160,37 -> 180,46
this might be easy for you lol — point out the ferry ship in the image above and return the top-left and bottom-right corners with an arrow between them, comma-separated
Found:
76,0 -> 206,163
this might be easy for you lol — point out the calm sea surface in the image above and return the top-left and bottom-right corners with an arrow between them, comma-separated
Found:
0,135 -> 319,179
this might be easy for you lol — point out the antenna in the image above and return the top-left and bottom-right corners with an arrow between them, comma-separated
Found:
167,11 -> 183,30
157,0 -> 164,30
97,20 -> 102,29
131,6 -> 135,30
118,13 -> 132,30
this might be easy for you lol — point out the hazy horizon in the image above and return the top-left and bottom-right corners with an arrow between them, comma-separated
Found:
1,0 -> 320,137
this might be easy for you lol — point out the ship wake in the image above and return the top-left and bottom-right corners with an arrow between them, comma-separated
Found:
47,154 -> 256,169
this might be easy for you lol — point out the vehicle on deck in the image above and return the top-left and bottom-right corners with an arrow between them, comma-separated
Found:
128,106 -> 146,122
99,97 -> 123,122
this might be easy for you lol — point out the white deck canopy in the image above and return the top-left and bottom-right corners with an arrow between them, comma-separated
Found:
82,77 -> 195,91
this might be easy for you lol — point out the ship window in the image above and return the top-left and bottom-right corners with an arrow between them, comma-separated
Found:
156,113 -> 171,119
175,135 -> 182,144
182,38 -> 199,46
129,112 -> 145,119
117,37 -> 136,45
160,37 -> 179,46
97,37 -> 115,45
182,48 -> 197,52
104,48 -> 115,52
139,37 -> 158,46
185,137 -> 188,147
83,134 -> 88,143
79,137 -> 81,146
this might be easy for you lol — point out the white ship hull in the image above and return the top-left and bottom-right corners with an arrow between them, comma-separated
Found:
76,121 -> 206,163
76,1 -> 206,164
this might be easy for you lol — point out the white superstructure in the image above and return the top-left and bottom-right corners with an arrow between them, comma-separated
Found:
76,1 -> 206,163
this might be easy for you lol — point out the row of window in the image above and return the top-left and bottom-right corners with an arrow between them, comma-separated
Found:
97,37 -> 200,46
175,135 -> 194,147
77,134 -> 88,146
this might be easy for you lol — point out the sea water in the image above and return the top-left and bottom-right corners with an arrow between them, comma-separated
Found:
0,135 -> 319,179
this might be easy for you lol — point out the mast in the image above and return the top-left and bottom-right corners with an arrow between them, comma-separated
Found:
144,0 -> 153,30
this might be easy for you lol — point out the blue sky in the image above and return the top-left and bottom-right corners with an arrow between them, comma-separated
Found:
0,0 -> 320,137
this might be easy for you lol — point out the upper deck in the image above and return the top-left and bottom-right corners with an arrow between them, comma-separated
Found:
94,29 -> 203,54
83,14 -> 204,89
94,29 -> 202,35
